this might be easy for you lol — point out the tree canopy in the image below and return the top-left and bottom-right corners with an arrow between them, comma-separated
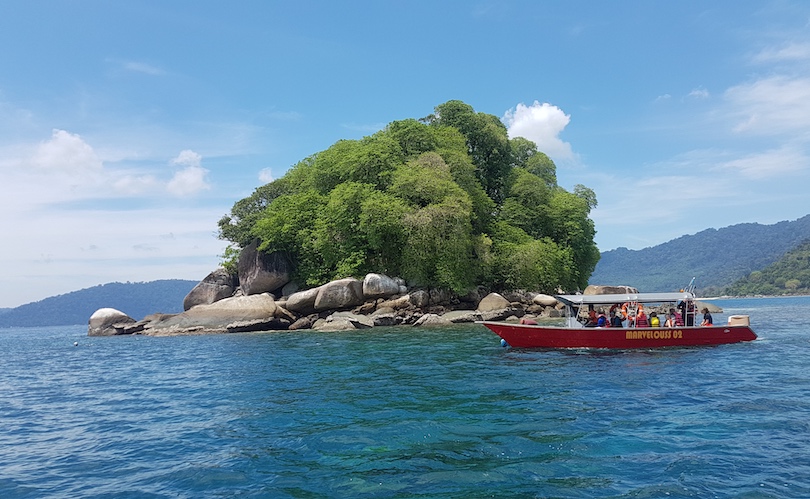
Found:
725,239 -> 810,296
218,100 -> 600,293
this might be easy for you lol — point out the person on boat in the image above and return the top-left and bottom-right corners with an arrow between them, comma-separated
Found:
664,312 -> 676,327
609,310 -> 623,327
635,310 -> 649,328
596,310 -> 608,327
679,300 -> 695,326
583,309 -> 598,326
670,307 -> 684,326
620,302 -> 630,320
700,307 -> 713,327
649,311 -> 660,327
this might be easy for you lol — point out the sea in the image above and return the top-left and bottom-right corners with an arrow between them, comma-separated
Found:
2,296 -> 809,498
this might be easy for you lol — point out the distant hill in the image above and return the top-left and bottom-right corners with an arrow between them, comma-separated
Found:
589,215 -> 810,295
725,239 -> 810,296
0,280 -> 197,328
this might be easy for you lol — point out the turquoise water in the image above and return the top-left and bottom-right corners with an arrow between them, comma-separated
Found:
2,297 -> 810,498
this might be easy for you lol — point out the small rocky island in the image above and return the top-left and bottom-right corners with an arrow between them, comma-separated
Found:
89,242 -> 633,336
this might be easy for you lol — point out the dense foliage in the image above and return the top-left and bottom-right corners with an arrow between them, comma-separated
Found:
725,240 -> 810,296
0,280 -> 196,327
589,215 -> 810,295
218,100 -> 599,294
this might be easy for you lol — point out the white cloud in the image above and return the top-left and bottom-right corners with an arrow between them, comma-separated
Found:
752,42 -> 810,63
32,129 -> 103,174
503,101 -> 575,161
713,145 -> 808,179
122,61 -> 164,75
167,149 -> 211,196
171,149 -> 203,169
258,168 -> 274,183
724,75 -> 810,135
687,87 -> 710,100
113,174 -> 159,195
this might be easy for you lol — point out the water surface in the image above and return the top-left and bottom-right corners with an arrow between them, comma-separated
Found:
2,297 -> 809,497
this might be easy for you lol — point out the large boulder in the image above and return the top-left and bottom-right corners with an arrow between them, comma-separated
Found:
409,290 -> 430,308
314,278 -> 365,311
376,295 -> 412,311
477,292 -> 511,312
237,240 -> 292,295
362,273 -> 401,299
285,287 -> 321,314
145,294 -> 278,333
183,268 -> 236,311
413,313 -> 452,326
533,294 -> 558,307
88,308 -> 136,336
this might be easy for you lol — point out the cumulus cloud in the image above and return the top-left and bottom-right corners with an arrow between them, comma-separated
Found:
502,101 -> 575,160
31,129 -> 103,175
167,149 -> 210,196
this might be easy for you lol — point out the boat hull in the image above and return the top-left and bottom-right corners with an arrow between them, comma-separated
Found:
479,322 -> 757,349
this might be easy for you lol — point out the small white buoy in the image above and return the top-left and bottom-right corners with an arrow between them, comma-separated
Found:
73,342 -> 78,347
500,339 -> 508,347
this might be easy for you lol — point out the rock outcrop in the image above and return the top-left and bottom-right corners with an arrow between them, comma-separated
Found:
477,293 -> 510,312
237,240 -> 292,295
363,273 -> 403,298
183,268 -> 237,311
88,308 -> 136,336
90,261 -> 654,337
144,293 -> 279,334
313,278 -> 365,311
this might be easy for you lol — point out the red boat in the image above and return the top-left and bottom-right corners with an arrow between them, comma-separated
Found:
479,292 -> 757,349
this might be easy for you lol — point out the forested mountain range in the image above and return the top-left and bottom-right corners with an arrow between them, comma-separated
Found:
725,240 -> 810,296
589,215 -> 810,295
0,280 -> 197,328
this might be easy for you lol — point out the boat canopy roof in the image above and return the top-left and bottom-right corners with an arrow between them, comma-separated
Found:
555,292 -> 695,307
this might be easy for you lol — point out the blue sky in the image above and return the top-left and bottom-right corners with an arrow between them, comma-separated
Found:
2,1 -> 809,307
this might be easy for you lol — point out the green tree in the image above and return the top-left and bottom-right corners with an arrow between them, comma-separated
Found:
545,187 -> 600,289
499,168 -> 551,239
526,151 -> 558,188
218,100 -> 600,295
251,190 -> 328,285
429,100 -> 513,203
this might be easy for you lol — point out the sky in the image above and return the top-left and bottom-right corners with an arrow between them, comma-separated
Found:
1,1 -> 810,308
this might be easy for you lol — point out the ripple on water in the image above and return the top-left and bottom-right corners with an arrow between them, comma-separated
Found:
1,299 -> 810,498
